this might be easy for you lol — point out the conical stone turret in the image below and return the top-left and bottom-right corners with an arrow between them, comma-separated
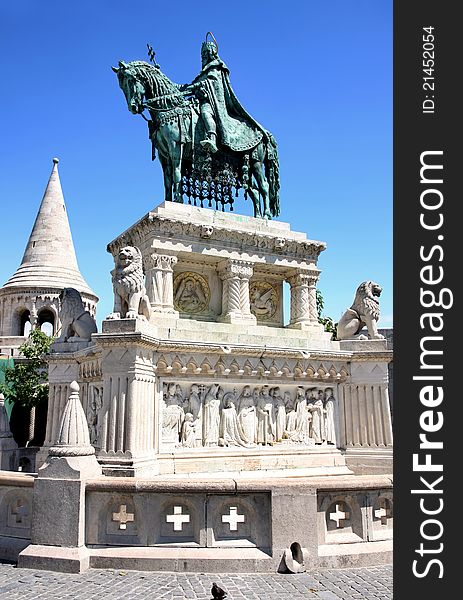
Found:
0,158 -> 98,340
3,158 -> 94,294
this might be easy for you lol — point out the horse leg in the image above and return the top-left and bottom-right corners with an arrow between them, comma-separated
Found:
171,143 -> 184,203
159,153 -> 173,202
252,159 -> 271,219
246,185 -> 261,218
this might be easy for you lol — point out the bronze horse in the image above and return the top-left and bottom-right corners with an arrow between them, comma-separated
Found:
112,60 -> 280,219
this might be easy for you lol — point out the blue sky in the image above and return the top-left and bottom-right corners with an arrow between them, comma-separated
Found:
0,1 -> 392,327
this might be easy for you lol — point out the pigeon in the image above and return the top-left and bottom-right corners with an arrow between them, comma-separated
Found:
211,582 -> 227,599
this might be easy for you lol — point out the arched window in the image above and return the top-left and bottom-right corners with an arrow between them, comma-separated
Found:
19,310 -> 31,336
37,309 -> 55,336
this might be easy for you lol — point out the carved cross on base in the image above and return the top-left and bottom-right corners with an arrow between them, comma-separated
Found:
112,504 -> 135,530
222,506 -> 245,531
11,500 -> 28,524
329,503 -> 350,529
374,500 -> 392,525
166,506 -> 190,531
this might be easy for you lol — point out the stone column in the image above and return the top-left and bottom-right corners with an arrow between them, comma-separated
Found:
218,259 -> 257,325
97,343 -> 157,476
287,269 -> 322,331
144,253 -> 178,315
340,383 -> 393,449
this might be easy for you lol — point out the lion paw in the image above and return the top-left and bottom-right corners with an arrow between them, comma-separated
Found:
106,312 -> 120,320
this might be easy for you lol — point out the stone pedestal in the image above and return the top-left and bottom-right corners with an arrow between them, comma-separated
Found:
0,394 -> 17,471
95,319 -> 158,477
19,382 -> 102,572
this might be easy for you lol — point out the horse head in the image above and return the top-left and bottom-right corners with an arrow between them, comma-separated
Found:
112,60 -> 146,114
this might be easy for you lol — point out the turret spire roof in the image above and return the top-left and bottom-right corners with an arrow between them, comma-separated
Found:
2,158 -> 96,297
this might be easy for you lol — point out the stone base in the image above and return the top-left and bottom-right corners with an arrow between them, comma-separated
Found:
344,448 -> 393,475
339,339 -> 389,351
317,540 -> 392,569
88,546 -> 273,573
98,452 -> 161,478
101,317 -> 156,336
18,544 -> 91,573
157,446 -> 351,477
218,312 -> 257,326
51,340 -> 93,354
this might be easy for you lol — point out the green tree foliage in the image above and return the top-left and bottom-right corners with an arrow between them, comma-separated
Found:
0,329 -> 53,408
316,290 -> 338,339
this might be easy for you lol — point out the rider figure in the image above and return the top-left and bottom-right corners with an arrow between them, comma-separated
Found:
180,33 -> 266,155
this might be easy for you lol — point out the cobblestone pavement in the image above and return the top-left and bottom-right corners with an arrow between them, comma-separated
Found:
0,562 -> 392,599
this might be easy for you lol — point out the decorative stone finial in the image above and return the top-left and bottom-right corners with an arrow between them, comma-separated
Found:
49,381 -> 95,456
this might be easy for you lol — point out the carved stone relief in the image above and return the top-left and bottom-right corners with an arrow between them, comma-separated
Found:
160,382 -> 338,450
249,281 -> 279,321
173,272 -> 210,314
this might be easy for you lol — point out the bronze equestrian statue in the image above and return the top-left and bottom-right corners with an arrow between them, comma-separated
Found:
112,34 -> 280,219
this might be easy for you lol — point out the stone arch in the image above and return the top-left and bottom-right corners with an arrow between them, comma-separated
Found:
37,306 -> 56,336
319,493 -> 364,543
102,496 -> 139,541
208,495 -> 269,548
158,496 -> 200,544
0,489 -> 32,536
372,492 -> 393,529
12,306 -> 31,336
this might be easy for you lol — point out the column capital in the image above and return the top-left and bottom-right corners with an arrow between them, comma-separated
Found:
145,253 -> 178,271
217,259 -> 254,280
287,268 -> 320,287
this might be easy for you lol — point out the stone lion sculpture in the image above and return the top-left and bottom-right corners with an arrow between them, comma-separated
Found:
336,281 -> 385,340
57,288 -> 97,342
107,246 -> 151,320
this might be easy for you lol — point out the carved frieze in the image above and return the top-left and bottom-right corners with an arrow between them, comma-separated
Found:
160,382 -> 338,450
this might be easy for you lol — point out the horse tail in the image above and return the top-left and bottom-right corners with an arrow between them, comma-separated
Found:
265,137 -> 280,217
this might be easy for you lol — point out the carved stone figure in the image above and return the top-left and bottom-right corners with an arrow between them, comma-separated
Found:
256,385 -> 275,445
87,387 -> 103,446
107,246 -> 151,320
324,388 -> 337,446
185,383 -> 203,445
173,272 -> 209,314
237,385 -> 257,444
162,382 -> 185,443
56,288 -> 97,342
271,387 -> 286,442
283,391 -> 297,437
308,390 -> 325,444
180,413 -> 198,448
219,392 -> 250,447
203,384 -> 221,446
112,34 -> 280,219
292,386 -> 310,443
336,281 -> 385,340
